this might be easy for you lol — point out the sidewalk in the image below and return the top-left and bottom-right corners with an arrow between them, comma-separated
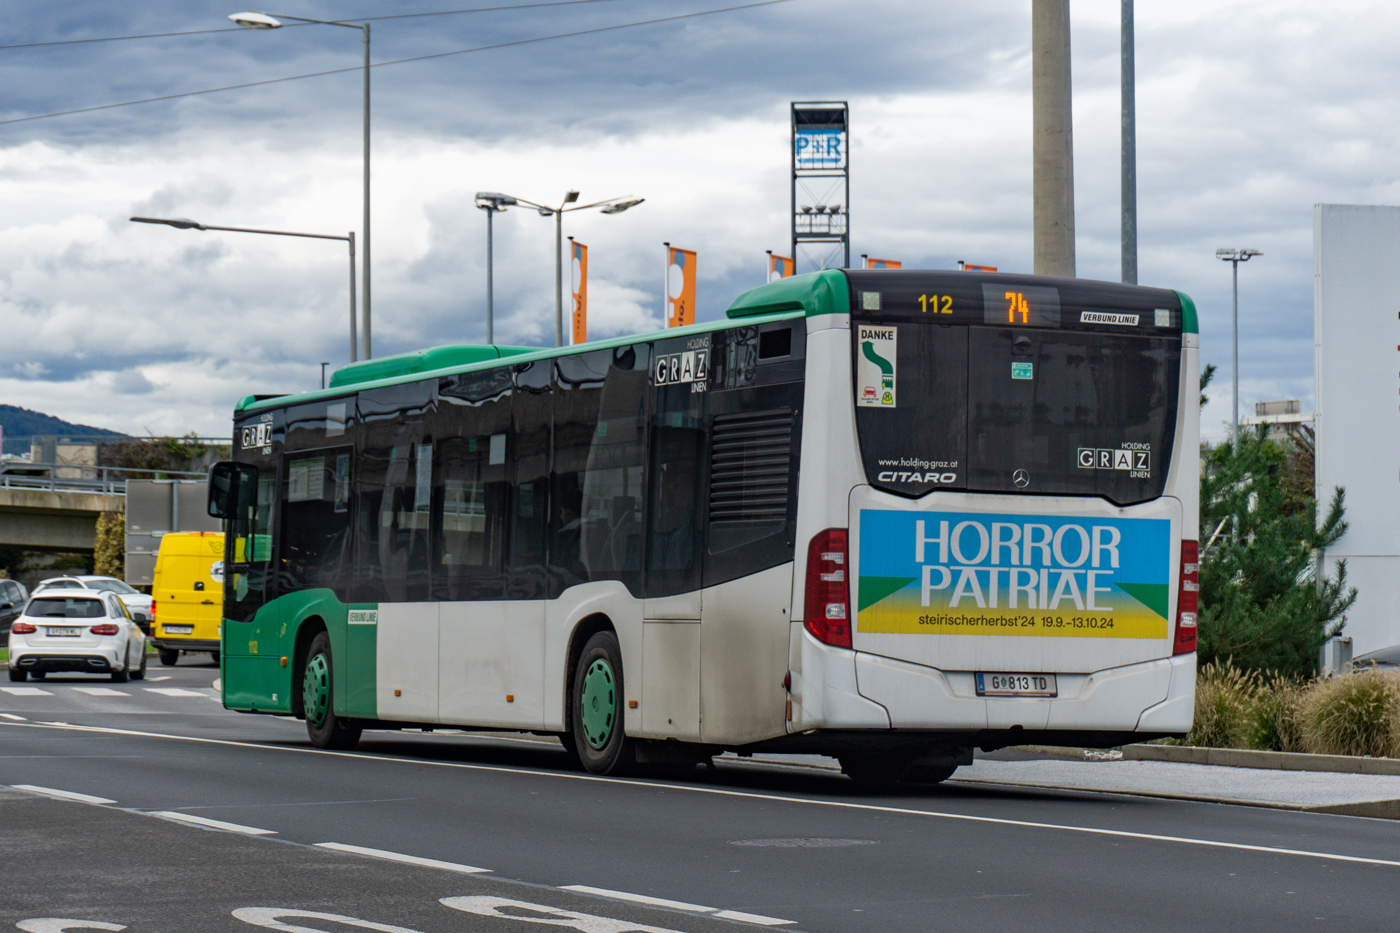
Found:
720,750 -> 1400,818
954,754 -> 1400,817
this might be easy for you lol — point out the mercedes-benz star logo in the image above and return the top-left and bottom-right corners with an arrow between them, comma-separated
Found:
1012,469 -> 1030,488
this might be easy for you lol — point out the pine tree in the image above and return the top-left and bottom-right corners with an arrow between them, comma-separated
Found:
1199,427 -> 1355,676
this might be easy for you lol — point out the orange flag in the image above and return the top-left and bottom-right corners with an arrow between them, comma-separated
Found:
570,239 -> 588,345
864,256 -> 901,269
666,245 -> 696,328
767,252 -> 794,282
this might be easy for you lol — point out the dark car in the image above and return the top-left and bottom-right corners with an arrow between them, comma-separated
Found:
0,580 -> 30,638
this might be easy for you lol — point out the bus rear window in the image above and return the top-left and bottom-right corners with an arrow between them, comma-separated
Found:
853,323 -> 1180,505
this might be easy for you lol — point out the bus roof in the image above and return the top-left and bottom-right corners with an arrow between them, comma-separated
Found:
235,268 -> 1196,416
234,308 -> 805,414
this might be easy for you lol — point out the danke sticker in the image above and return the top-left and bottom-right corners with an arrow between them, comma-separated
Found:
857,325 -> 897,408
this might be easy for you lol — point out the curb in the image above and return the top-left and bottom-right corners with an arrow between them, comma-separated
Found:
1120,743 -> 1400,776
952,775 -> 1400,820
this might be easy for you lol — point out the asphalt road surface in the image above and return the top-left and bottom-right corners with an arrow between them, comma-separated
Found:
2,659 -> 1398,933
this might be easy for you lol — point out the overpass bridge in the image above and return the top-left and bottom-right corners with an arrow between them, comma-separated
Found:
0,464 -> 209,554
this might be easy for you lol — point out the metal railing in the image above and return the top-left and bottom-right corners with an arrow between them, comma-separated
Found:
0,461 -> 209,496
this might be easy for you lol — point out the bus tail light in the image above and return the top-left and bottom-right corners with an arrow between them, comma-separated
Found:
11,622 -> 36,635
804,528 -> 851,649
91,624 -> 120,636
1174,540 -> 1199,655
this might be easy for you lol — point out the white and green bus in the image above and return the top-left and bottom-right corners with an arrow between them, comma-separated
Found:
208,268 -> 1199,783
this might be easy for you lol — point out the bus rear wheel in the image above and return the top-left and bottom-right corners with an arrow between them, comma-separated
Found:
570,631 -> 635,775
303,632 -> 362,751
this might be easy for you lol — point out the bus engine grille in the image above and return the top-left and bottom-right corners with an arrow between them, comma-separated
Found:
709,408 -> 794,524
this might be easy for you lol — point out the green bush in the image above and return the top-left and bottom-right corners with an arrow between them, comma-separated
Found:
1183,662 -> 1257,749
1298,668 -> 1400,758
1244,673 -> 1306,752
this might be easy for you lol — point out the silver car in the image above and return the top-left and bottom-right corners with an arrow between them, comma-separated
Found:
33,575 -> 154,629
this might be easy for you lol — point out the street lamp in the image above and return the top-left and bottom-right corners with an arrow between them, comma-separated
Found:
475,192 -> 518,345
131,216 -> 359,363
481,192 -> 644,347
1215,247 -> 1263,443
230,10 -> 373,360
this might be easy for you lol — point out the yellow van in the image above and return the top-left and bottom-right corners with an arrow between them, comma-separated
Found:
150,532 -> 224,666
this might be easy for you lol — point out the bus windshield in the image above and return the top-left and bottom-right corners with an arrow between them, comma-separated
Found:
848,271 -> 1182,505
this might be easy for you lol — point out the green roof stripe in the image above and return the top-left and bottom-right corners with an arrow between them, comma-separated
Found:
235,309 -> 804,414
726,269 -> 850,318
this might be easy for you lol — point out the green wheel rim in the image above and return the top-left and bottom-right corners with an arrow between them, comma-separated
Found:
580,659 -> 617,750
303,653 -> 330,727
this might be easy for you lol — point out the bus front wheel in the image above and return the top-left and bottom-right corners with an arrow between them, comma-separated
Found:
303,632 -> 362,751
570,631 -> 635,775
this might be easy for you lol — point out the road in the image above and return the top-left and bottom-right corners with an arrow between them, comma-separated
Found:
2,659 -> 1397,932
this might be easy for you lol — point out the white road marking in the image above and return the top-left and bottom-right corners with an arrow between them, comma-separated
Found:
72,687 -> 130,697
232,908 -> 420,932
443,896 -> 687,933
17,920 -> 126,933
713,911 -> 795,926
144,687 -> 209,697
149,810 -> 276,834
12,784 -> 116,805
148,676 -> 172,681
0,713 -> 26,720
2,686 -> 52,696
315,842 -> 491,874
560,886 -> 711,913
561,886 -> 794,926
8,719 -> 1400,870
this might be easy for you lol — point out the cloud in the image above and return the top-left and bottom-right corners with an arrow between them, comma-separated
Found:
3,1 -> 1399,441
109,368 -> 157,395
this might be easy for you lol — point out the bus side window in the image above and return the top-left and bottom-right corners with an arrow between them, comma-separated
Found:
436,368 -> 513,601
354,383 -> 434,603
509,360 -> 552,598
647,367 -> 705,598
560,344 -> 649,597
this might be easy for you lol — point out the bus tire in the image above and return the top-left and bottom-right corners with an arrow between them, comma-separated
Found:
158,649 -> 179,667
570,631 -> 635,775
838,753 -> 914,786
906,763 -> 958,785
303,632 -> 362,751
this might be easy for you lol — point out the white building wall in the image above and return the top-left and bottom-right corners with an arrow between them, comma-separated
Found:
1314,204 -> 1400,662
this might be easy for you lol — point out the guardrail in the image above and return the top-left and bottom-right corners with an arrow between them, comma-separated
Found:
0,462 -> 209,496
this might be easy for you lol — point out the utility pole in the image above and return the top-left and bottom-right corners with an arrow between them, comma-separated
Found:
1032,0 -> 1076,278
1121,0 -> 1137,285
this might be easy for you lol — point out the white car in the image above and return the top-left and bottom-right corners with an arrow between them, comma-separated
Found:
33,576 -> 154,626
8,591 -> 148,683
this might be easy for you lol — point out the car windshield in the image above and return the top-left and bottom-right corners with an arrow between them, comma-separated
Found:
25,597 -> 107,619
89,578 -> 139,595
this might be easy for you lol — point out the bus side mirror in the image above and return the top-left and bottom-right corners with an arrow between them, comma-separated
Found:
208,462 -> 258,519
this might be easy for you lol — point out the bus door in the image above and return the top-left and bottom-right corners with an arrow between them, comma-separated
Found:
222,454 -> 282,710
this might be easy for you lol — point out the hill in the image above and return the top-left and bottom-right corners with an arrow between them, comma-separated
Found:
0,404 -> 126,440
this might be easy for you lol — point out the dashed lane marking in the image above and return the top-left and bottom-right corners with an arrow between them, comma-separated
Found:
144,687 -> 209,697
2,687 -> 53,696
561,886 -> 795,926
7,718 -> 1400,870
147,676 -> 172,681
315,842 -> 491,874
149,810 -> 277,834
12,784 -> 116,805
1,713 -> 26,720
72,687 -> 130,697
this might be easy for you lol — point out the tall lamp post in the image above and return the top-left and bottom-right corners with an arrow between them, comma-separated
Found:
1215,247 -> 1263,443
230,11 -> 373,360
475,192 -> 518,345
131,216 -> 359,363
487,192 -> 643,347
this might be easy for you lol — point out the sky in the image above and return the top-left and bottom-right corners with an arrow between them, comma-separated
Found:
2,0 -> 1398,442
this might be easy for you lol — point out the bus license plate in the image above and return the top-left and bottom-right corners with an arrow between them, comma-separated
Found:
976,673 -> 1057,697
164,626 -> 194,635
46,627 -> 80,637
